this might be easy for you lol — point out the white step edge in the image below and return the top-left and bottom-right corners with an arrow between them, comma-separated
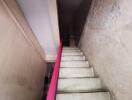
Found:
60,61 -> 89,68
63,47 -> 80,50
62,50 -> 82,53
57,78 -> 104,93
62,51 -> 81,53
56,92 -> 110,100
59,67 -> 94,78
62,49 -> 81,52
61,56 -> 85,61
62,52 -> 83,56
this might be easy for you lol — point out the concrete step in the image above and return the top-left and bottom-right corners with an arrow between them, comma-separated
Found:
62,52 -> 83,56
56,92 -> 110,100
61,56 -> 85,61
59,68 -> 94,78
62,50 -> 81,53
60,61 -> 89,68
57,78 -> 104,93
63,47 -> 80,50
62,51 -> 81,54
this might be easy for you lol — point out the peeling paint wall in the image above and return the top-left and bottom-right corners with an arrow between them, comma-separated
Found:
80,0 -> 132,100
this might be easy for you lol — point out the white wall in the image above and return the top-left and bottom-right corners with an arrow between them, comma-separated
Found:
48,0 -> 60,47
17,0 -> 60,61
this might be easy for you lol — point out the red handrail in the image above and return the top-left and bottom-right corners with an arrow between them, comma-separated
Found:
46,40 -> 62,100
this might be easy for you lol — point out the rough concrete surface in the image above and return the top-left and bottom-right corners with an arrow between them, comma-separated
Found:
80,0 -> 132,100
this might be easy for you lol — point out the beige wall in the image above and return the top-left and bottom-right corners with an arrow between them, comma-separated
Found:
48,0 -> 60,47
4,0 -> 45,60
80,0 -> 132,100
0,0 -> 46,100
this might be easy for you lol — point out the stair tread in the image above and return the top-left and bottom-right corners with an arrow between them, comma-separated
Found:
60,61 -> 89,68
62,52 -> 83,56
62,49 -> 81,52
57,78 -> 103,92
59,68 -> 94,78
56,92 -> 110,100
61,56 -> 85,61
63,47 -> 80,50
62,50 -> 82,53
62,51 -> 81,54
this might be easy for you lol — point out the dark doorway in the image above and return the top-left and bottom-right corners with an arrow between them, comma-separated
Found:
57,0 -> 92,46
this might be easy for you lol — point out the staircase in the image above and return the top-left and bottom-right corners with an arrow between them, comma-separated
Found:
56,47 -> 111,100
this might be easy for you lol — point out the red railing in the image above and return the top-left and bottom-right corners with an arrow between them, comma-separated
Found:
46,40 -> 62,100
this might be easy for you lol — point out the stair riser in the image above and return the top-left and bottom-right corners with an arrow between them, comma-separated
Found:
63,47 -> 79,50
56,92 -> 110,100
62,48 -> 81,52
58,78 -> 104,93
61,56 -> 85,61
59,68 -> 94,78
62,50 -> 81,52
60,61 -> 89,68
62,53 -> 83,56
